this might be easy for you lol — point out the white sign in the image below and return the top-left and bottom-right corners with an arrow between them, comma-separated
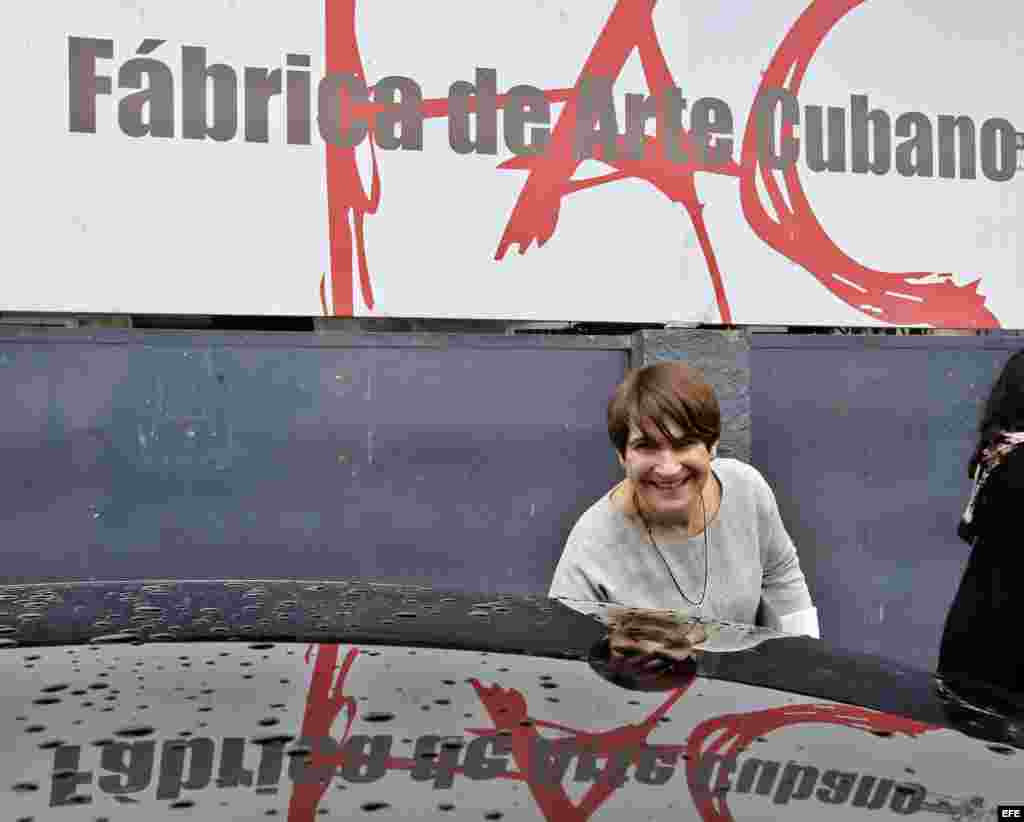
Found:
3,1 -> 1022,328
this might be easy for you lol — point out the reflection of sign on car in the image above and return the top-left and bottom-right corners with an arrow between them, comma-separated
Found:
42,643 -> 943,821
5,581 -> 1019,821
287,644 -> 942,822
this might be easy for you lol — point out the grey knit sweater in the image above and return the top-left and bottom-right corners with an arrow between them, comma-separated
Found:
549,458 -> 819,636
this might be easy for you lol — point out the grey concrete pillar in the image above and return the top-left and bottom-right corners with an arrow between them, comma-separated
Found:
632,329 -> 751,462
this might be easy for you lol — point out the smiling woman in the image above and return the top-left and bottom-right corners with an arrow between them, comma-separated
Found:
549,361 -> 820,638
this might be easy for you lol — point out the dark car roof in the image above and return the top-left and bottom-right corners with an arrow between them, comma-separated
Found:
1,579 -> 1021,820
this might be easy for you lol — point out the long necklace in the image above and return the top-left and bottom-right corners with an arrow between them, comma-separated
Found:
633,483 -> 710,607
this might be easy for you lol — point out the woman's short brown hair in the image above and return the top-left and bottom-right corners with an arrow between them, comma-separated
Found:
607,362 -> 721,456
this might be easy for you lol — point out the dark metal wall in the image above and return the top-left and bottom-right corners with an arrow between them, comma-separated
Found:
5,323 -> 1017,673
750,333 -> 1020,671
637,329 -> 752,462
0,328 -> 630,594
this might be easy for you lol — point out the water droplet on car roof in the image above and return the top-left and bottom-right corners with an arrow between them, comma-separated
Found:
90,633 -> 139,645
115,725 -> 155,738
40,684 -> 70,693
253,735 -> 295,746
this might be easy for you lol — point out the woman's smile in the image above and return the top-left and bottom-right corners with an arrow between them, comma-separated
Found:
647,475 -> 691,492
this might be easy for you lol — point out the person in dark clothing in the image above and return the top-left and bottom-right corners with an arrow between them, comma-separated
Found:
938,350 -> 1024,696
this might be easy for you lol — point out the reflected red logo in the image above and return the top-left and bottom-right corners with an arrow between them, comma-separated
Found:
321,0 -> 999,328
287,644 -> 939,822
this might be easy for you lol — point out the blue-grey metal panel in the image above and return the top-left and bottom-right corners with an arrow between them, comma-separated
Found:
751,334 -> 1021,671
0,329 -> 630,593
